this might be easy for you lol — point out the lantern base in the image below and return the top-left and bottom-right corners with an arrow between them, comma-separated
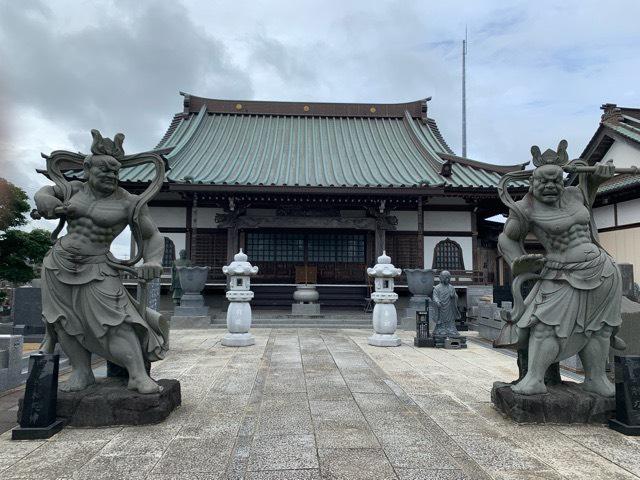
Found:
222,332 -> 256,347
368,333 -> 401,347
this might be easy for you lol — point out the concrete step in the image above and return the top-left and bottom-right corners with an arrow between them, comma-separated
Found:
212,318 -> 370,326
234,323 -> 371,329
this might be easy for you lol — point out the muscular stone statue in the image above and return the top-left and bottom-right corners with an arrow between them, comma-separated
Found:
171,249 -> 191,305
498,140 -> 625,397
34,130 -> 168,394
432,271 -> 462,338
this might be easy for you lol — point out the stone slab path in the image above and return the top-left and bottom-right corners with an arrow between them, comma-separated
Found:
1,328 -> 639,479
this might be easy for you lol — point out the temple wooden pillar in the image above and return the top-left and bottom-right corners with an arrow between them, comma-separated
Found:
190,194 -> 198,262
417,196 -> 424,268
185,203 -> 193,260
374,226 -> 385,258
227,224 -> 239,262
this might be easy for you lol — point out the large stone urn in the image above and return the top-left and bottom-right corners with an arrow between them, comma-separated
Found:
292,285 -> 321,316
171,266 -> 210,328
402,269 -> 435,330
222,250 -> 258,347
367,251 -> 402,347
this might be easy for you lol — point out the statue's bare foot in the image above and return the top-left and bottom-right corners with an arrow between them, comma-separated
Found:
60,369 -> 95,392
128,375 -> 163,394
511,377 -> 547,395
582,376 -> 615,397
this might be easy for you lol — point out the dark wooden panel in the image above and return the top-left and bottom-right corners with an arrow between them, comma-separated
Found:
194,231 -> 227,280
386,232 -> 421,270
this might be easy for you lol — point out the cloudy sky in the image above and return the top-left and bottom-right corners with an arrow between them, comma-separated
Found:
1,0 -> 638,256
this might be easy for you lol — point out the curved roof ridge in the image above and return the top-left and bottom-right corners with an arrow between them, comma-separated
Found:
180,92 -> 429,119
439,152 -> 527,174
402,110 -> 444,172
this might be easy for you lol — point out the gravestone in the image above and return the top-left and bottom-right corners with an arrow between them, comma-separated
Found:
10,287 -> 45,341
12,353 -> 64,440
0,334 -> 26,392
619,264 -> 635,300
609,355 -> 640,435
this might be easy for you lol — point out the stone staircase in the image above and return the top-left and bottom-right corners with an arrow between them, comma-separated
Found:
210,310 -> 372,329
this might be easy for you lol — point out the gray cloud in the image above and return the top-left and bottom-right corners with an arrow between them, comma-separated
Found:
0,0 -> 252,162
2,0 -> 639,198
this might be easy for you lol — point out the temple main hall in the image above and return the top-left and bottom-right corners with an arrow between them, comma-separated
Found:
121,93 -> 526,308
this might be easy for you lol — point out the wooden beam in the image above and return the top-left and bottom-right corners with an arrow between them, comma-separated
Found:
417,196 -> 424,268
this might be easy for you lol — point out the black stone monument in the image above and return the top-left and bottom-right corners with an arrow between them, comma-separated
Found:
609,355 -> 640,435
12,353 -> 64,440
414,310 -> 435,347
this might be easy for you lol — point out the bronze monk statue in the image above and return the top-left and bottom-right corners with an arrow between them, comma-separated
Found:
497,140 -> 633,397
33,130 -> 169,394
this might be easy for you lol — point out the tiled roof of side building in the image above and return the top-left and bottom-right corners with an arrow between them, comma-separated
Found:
581,104 -> 640,162
121,93 -> 527,189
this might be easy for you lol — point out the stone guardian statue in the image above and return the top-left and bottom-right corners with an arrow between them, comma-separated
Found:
497,140 -> 630,397
33,130 -> 169,394
171,249 -> 192,305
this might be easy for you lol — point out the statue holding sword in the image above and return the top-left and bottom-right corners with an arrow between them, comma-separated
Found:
33,130 -> 169,394
497,140 -> 639,397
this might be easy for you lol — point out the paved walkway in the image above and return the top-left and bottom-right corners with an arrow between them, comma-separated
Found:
1,328 -> 639,479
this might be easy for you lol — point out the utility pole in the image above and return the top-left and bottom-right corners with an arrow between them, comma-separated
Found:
462,27 -> 467,158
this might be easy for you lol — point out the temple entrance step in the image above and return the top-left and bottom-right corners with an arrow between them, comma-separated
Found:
211,314 -> 371,329
252,285 -> 368,309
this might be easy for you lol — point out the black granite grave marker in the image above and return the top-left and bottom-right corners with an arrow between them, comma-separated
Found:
414,310 -> 435,347
12,353 -> 64,440
609,355 -> 640,435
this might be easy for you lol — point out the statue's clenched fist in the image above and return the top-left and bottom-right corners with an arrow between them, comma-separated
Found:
137,262 -> 163,281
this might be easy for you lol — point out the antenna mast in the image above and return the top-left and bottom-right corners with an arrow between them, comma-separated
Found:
462,27 -> 467,158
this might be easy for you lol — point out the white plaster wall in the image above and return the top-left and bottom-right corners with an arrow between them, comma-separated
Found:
604,139 -> 640,169
424,211 -> 471,231
395,211 -> 418,230
162,232 -> 186,255
197,207 -> 224,228
150,207 -> 186,228
424,236 -> 472,270
593,205 -> 615,229
617,198 -> 640,226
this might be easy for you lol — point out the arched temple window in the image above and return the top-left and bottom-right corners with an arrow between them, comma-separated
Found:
162,237 -> 176,267
432,238 -> 465,270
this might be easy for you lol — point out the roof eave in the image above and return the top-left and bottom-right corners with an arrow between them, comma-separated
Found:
439,153 -> 528,174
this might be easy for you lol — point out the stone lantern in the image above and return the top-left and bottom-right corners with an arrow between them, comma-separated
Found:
367,251 -> 402,347
222,249 -> 259,347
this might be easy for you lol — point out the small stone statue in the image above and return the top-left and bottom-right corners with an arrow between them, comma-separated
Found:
171,249 -> 192,305
497,140 -> 629,397
33,130 -> 169,394
432,270 -> 461,338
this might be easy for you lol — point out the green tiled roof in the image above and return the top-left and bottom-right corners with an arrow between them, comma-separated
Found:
598,174 -> 640,194
120,95 -> 525,189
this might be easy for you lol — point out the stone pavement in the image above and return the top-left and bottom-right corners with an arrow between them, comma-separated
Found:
1,328 -> 640,479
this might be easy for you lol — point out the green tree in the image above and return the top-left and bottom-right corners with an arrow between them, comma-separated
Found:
0,178 -> 52,284
0,177 -> 30,230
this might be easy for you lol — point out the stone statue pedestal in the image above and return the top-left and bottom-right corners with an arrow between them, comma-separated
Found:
19,378 -> 182,428
433,335 -> 467,349
491,381 -> 614,424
